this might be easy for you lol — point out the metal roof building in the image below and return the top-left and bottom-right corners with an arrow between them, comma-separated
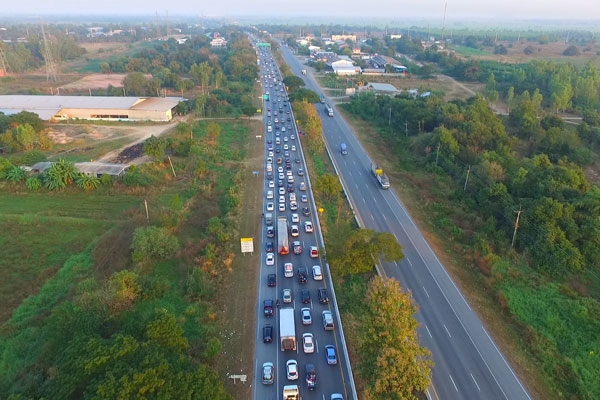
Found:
28,161 -> 130,177
0,95 -> 184,122
365,82 -> 400,95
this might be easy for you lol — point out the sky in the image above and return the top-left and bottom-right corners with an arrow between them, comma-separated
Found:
2,0 -> 599,20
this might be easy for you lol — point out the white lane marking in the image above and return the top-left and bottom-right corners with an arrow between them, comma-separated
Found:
348,171 -> 352,177
482,326 -> 530,398
378,193 -> 510,400
444,324 -> 452,338
382,212 -> 387,221
315,338 -> 319,353
425,324 -> 433,338
407,258 -> 413,267
370,214 -> 375,222
449,374 -> 459,392
362,197 -> 366,204
355,183 -> 359,190
471,374 -> 481,391
373,196 -> 377,203
423,286 -> 430,298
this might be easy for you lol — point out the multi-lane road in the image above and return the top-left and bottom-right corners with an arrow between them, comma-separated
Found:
252,44 -> 353,400
277,44 -> 533,400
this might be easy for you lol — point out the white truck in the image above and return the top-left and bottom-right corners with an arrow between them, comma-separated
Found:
325,103 -> 334,117
301,69 -> 307,75
277,216 -> 289,255
280,307 -> 297,351
371,163 -> 390,189
283,385 -> 300,400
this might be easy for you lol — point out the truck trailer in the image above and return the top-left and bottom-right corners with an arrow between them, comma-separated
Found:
280,307 -> 297,351
325,103 -> 334,117
277,216 -> 290,255
371,163 -> 390,189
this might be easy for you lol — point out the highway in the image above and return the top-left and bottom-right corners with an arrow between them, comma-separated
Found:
252,44 -> 354,400
279,44 -> 533,400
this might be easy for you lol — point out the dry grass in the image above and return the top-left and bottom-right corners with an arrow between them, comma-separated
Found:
213,119 -> 263,399
454,40 -> 600,67
366,75 -> 484,101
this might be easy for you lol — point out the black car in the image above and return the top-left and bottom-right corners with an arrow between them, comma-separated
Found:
302,207 -> 311,217
275,147 -> 281,153
297,168 -> 304,176
305,363 -> 317,390
286,164 -> 292,170
264,300 -> 274,317
267,274 -> 276,287
278,179 -> 284,187
287,184 -> 295,192
263,325 -> 273,343
295,158 -> 301,164
318,288 -> 329,304
298,267 -> 308,284
266,172 -> 273,180
301,289 -> 311,303
266,226 -> 275,238
266,242 -> 274,252
267,138 -> 272,144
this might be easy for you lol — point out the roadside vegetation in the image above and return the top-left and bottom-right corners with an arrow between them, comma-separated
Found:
0,119 -> 255,399
342,91 -> 600,400
294,98 -> 432,400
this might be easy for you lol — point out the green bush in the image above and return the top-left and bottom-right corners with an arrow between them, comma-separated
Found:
25,177 -> 42,191
19,150 -> 46,166
122,167 -> 154,187
5,166 -> 27,182
131,226 -> 180,263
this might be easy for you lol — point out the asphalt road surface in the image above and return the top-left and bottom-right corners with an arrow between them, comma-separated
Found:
278,44 -> 533,400
252,45 -> 354,400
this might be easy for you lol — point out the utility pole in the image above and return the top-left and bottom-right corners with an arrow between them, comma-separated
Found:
463,165 -> 471,191
511,206 -> 523,247
405,120 -> 408,137
441,1 -> 447,41
388,106 -> 392,127
40,21 -> 58,82
435,143 -> 441,166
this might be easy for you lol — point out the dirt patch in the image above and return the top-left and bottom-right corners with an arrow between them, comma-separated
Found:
214,120 -> 263,399
109,143 -> 145,164
59,73 -> 135,90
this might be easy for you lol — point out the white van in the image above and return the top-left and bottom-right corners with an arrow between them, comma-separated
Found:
267,125 -> 272,133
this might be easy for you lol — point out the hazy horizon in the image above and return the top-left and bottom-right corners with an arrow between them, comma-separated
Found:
2,0 -> 600,21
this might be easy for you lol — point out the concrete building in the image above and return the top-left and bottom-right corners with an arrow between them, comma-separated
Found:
390,34 -> 403,39
0,95 -> 183,122
330,59 -> 361,75
210,37 -> 227,47
332,34 -> 356,41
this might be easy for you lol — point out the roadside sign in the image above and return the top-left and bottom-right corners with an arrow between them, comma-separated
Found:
240,238 -> 254,253
318,207 -> 325,213
257,108 -> 262,113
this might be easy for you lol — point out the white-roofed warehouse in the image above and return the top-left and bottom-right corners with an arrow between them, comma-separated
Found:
0,95 -> 184,122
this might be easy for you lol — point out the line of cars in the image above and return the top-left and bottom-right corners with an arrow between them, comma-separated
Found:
257,45 -> 345,400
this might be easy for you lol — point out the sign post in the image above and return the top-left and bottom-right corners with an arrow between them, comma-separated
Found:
240,238 -> 254,255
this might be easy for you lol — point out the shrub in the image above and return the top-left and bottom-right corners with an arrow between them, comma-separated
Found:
6,166 -> 27,182
20,150 -> 46,166
131,226 -> 180,263
25,177 -> 42,191
563,45 -> 580,56
122,167 -> 154,187
76,173 -> 101,191
0,158 -> 12,178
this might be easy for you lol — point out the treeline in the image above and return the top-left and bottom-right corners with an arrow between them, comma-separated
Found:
111,33 -> 258,117
0,35 -> 85,73
0,112 -> 51,154
344,91 -> 600,399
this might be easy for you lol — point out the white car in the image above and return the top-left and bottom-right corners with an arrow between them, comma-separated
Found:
278,166 -> 284,173
279,195 -> 286,204
279,203 -> 286,212
291,213 -> 299,223
287,176 -> 295,183
301,194 -> 308,203
291,145 -> 296,151
289,193 -> 296,202
278,173 -> 285,180
269,180 -> 274,188
266,252 -> 274,266
283,288 -> 292,303
301,307 -> 312,325
266,202 -> 274,211
304,221 -> 313,233
284,262 -> 293,277
279,187 -> 286,195
302,333 -> 315,354
268,151 -> 274,157
282,127 -> 286,132
283,144 -> 289,150
312,265 -> 323,280
290,201 -> 298,211
267,190 -> 274,200
286,359 -> 298,380
286,170 -> 293,177
290,225 -> 299,237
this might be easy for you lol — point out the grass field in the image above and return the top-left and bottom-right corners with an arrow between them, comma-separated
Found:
0,191 -> 141,323
448,44 -> 492,56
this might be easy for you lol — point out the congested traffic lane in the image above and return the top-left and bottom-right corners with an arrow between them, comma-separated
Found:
253,45 -> 352,400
